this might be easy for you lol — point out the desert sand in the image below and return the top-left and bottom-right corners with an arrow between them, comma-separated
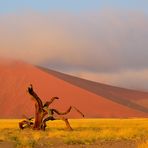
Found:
0,59 -> 148,118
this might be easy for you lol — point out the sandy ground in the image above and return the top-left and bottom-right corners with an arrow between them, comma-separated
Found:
0,139 -> 138,148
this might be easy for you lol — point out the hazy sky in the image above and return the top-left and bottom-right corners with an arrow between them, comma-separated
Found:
0,1 -> 148,90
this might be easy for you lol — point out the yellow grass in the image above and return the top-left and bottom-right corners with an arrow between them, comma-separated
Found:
0,118 -> 148,147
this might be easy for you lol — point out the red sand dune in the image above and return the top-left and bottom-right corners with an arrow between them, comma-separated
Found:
40,67 -> 148,113
0,59 -> 148,118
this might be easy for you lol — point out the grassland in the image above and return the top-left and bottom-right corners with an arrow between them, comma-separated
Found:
0,118 -> 148,148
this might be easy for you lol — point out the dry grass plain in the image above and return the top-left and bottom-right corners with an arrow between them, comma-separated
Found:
0,118 -> 148,148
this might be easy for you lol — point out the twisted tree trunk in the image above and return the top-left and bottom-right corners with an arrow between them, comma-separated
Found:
28,84 -> 46,130
19,85 -> 84,130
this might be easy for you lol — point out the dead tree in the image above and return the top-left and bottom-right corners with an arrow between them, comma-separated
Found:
27,84 -> 46,130
19,84 -> 84,131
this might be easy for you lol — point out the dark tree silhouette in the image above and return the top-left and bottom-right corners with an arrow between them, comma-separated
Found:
19,84 -> 84,131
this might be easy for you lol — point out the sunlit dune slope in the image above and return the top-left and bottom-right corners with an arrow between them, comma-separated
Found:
0,59 -> 148,118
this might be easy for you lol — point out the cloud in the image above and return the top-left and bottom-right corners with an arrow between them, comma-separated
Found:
0,9 -> 148,89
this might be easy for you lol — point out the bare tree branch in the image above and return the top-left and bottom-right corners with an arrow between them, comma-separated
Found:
43,97 -> 59,107
28,84 -> 43,110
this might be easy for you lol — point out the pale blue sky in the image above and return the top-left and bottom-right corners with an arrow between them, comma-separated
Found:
0,0 -> 148,14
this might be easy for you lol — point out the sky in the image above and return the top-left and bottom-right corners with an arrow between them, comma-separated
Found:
0,1 -> 148,90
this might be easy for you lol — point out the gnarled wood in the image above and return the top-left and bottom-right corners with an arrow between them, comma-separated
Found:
43,97 -> 59,107
28,84 -> 43,110
19,85 -> 84,131
28,84 -> 45,129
